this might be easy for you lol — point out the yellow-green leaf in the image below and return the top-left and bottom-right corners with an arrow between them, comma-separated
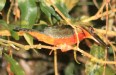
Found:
23,33 -> 33,45
4,53 -> 25,75
0,0 -> 6,11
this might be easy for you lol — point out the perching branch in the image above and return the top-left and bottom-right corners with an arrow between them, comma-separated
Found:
0,38 -> 116,65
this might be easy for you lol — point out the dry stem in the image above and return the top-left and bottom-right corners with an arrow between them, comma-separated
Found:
0,38 -> 116,65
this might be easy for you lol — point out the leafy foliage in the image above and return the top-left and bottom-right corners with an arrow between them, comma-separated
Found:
85,45 -> 115,75
0,0 -> 116,75
4,53 -> 25,75
0,0 -> 6,11
18,0 -> 38,28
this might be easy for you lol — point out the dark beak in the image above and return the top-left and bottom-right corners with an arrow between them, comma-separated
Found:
81,26 -> 108,47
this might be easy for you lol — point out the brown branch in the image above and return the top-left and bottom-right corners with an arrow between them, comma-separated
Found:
7,0 -> 14,24
82,8 -> 116,22
54,50 -> 59,75
93,0 -> 100,9
95,0 -> 106,16
0,38 -> 116,65
75,48 -> 116,65
95,28 -> 116,37
0,38 -> 58,50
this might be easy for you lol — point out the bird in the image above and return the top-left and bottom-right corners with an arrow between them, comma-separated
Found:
14,25 -> 107,52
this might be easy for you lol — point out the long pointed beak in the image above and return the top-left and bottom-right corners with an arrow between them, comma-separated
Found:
80,26 -> 107,47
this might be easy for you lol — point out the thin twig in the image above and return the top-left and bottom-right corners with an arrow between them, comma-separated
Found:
93,0 -> 99,9
96,0 -> 106,16
103,0 -> 109,74
75,48 -> 116,64
82,8 -> 116,22
54,50 -> 59,75
0,38 -> 116,64
95,28 -> 116,37
7,0 -> 14,24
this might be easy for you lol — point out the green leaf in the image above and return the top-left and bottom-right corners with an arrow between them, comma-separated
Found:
18,0 -> 38,28
40,3 -> 53,24
64,62 -> 75,75
0,0 -> 6,11
55,2 -> 70,18
39,0 -> 61,24
23,33 -> 33,45
23,33 -> 39,54
40,2 -> 60,20
94,66 -> 115,75
90,44 -> 105,59
40,3 -> 52,24
86,64 -> 115,75
4,53 -> 25,75
0,20 -> 19,40
40,3 -> 51,18
85,45 -> 116,75
108,46 -> 113,54
10,30 -> 19,40
0,20 -> 9,29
